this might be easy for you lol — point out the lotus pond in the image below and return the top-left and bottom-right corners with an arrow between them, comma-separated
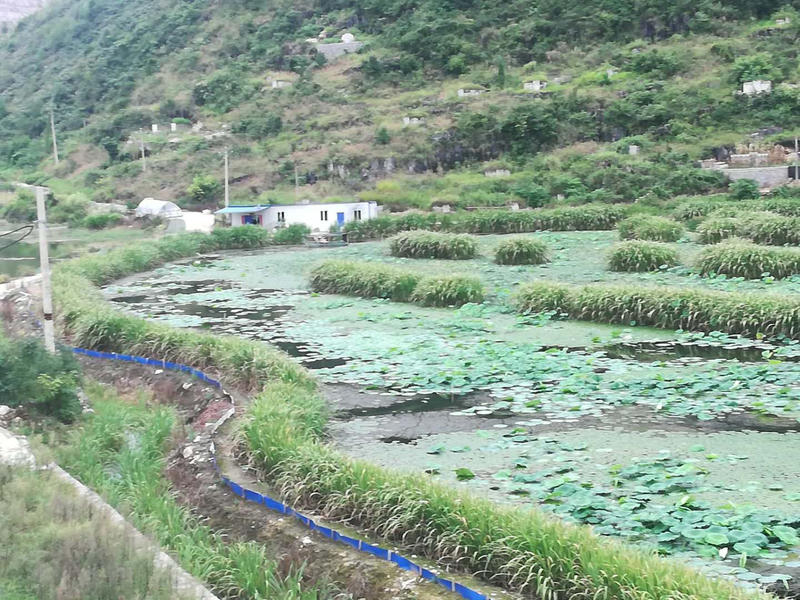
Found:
103,231 -> 800,593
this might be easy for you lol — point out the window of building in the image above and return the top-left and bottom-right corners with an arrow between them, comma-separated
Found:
320,210 -> 328,221
277,211 -> 286,222
353,209 -> 362,221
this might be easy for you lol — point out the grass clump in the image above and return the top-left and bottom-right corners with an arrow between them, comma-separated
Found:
273,224 -> 311,245
696,239 -> 800,280
389,230 -> 478,259
0,336 -> 82,422
409,275 -> 484,307
617,215 -> 683,242
493,236 -> 549,265
697,212 -> 800,246
515,280 -> 800,338
0,466 -> 178,600
82,212 -> 123,229
309,260 -> 421,301
607,240 -> 680,272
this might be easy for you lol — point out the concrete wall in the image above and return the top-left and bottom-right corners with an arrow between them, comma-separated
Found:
315,41 -> 363,60
724,166 -> 790,188
232,203 -> 379,232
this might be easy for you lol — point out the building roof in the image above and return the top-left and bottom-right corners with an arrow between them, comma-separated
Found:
215,204 -> 271,215
135,198 -> 182,219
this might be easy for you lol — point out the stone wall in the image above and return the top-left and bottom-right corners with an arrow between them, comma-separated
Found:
724,166 -> 790,188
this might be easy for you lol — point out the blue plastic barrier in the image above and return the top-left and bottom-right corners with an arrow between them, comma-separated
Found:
72,347 -> 487,600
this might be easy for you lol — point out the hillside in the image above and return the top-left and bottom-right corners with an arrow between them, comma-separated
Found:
2,0 -> 800,210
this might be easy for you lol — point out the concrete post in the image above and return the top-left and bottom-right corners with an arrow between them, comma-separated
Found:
35,187 -> 55,354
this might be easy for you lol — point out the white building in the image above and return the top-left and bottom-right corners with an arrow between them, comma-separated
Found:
523,80 -> 547,92
216,201 -> 379,232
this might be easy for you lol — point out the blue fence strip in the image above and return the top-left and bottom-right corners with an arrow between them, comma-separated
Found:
72,346 -> 487,600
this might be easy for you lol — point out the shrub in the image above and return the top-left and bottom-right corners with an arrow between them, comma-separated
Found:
49,194 -> 90,226
729,179 -> 760,200
617,215 -> 683,242
0,189 -> 36,222
273,224 -> 310,245
210,225 -> 271,248
696,216 -> 740,244
494,237 -> 549,265
0,336 -> 81,422
608,241 -> 680,272
389,230 -> 478,259
515,281 -> 800,338
409,275 -> 485,307
186,174 -> 221,204
672,198 -> 727,221
82,213 -> 123,229
309,260 -> 421,302
696,239 -> 800,280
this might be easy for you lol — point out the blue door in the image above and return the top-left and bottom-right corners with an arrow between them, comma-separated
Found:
337,212 -> 345,226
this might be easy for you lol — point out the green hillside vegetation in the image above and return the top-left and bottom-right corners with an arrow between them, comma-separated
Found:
2,0 -> 800,210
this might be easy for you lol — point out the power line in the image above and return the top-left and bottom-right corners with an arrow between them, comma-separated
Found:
0,224 -> 34,253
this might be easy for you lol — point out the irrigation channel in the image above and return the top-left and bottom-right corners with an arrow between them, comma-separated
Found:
103,233 -> 800,596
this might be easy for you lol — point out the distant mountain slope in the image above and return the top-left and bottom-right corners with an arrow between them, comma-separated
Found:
1,0 -> 799,209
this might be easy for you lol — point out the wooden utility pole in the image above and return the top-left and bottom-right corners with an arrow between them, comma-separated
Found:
139,128 -> 147,173
49,108 -> 59,166
795,137 -> 798,182
35,186 -> 55,354
224,149 -> 230,208
294,164 -> 299,201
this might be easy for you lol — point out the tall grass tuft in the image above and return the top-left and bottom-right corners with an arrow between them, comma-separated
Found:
697,212 -> 800,245
309,260 -> 421,301
696,239 -> 800,279
389,230 -> 478,259
515,280 -> 800,338
409,275 -> 485,306
617,215 -> 683,242
607,240 -> 680,272
493,237 -> 549,265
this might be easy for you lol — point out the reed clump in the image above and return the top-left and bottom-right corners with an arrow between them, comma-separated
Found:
617,215 -> 683,242
389,230 -> 478,259
695,239 -> 800,280
608,240 -> 680,272
493,237 -> 550,265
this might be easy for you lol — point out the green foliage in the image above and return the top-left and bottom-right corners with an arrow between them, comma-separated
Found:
273,224 -> 310,245
696,239 -> 800,280
58,385 -> 323,599
515,280 -> 800,338
0,189 -> 35,223
617,215 -> 684,242
731,53 -> 776,83
186,174 -> 222,205
192,68 -> 257,113
494,237 -> 549,265
375,127 -> 391,145
82,213 -> 123,230
510,181 -> 550,208
697,212 -> 800,245
0,336 -> 81,422
389,230 -> 478,259
409,275 -> 485,307
0,468 -> 175,600
629,48 -> 687,79
49,194 -> 90,226
345,205 -> 627,241
232,111 -> 282,139
608,241 -> 680,272
729,179 -> 760,200
309,260 -> 421,302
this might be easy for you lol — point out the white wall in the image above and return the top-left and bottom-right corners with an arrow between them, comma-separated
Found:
263,202 -> 378,232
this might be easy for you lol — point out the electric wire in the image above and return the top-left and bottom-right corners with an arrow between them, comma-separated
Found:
0,224 -> 35,253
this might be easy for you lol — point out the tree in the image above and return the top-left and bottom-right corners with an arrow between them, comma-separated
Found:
499,103 -> 558,156
730,178 -> 760,200
187,175 -> 222,204
375,127 -> 391,145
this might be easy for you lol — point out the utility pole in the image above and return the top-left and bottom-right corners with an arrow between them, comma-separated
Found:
35,186 -> 55,354
49,107 -> 59,166
795,137 -> 798,182
139,128 -> 147,173
224,148 -> 230,208
294,164 -> 299,201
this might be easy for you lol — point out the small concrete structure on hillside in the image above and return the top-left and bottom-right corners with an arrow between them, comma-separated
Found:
628,145 -> 640,155
524,80 -> 547,92
271,80 -> 291,89
741,80 -> 772,95
217,201 -> 379,232
457,88 -> 485,98
484,169 -> 511,177
403,116 -> 424,126
315,33 -> 364,60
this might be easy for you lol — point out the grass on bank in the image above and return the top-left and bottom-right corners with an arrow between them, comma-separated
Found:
617,215 -> 684,242
56,383 -> 325,600
50,231 -> 769,600
493,236 -> 549,265
696,212 -> 800,246
0,465 -> 180,600
607,240 -> 681,272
